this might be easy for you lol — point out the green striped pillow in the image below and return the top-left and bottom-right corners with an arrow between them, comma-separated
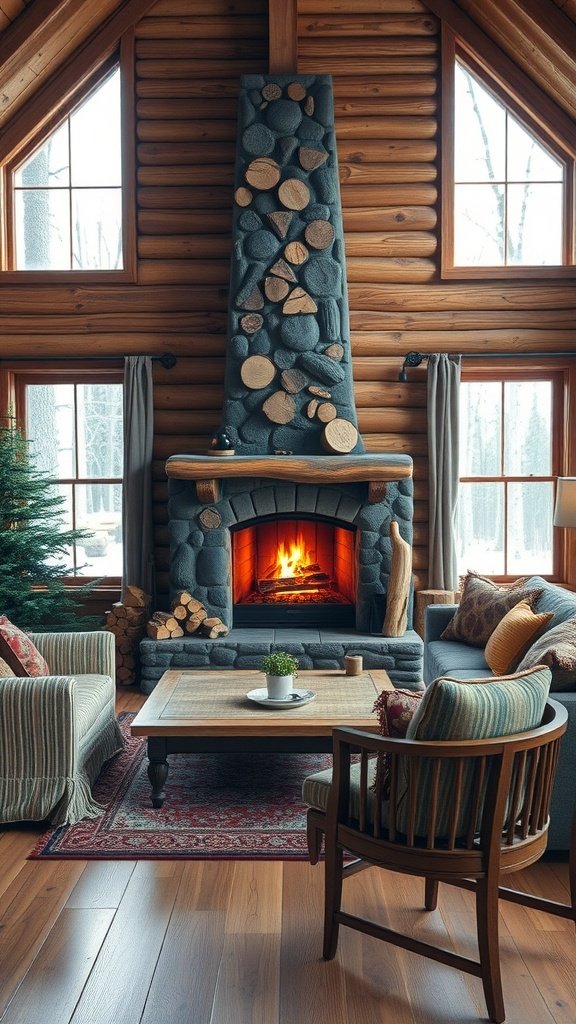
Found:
396,665 -> 552,837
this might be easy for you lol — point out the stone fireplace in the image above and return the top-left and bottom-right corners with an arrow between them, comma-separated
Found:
139,73 -> 424,693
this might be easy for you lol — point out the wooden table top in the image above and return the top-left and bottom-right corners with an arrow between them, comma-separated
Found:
131,668 -> 393,739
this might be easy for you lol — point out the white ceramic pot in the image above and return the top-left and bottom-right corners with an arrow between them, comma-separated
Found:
265,674 -> 294,700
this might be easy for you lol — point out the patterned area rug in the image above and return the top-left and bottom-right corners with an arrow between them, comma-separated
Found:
29,713 -> 331,860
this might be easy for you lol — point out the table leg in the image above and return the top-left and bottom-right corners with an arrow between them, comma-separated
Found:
147,737 -> 169,808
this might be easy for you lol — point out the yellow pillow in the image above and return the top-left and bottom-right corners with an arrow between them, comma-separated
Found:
485,600 -> 554,675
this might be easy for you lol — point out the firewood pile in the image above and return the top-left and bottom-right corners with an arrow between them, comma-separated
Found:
146,591 -> 229,640
103,584 -> 150,686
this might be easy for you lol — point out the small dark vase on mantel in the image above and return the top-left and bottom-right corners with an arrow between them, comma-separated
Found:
210,427 -> 235,457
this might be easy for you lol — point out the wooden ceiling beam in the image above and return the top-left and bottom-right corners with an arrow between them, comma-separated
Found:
424,0 -> 576,154
0,0 -> 79,83
0,0 -> 158,162
269,0 -> 297,74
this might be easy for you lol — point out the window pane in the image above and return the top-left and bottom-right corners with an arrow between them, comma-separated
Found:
77,384 -> 124,477
507,117 -> 563,182
76,483 -> 122,576
504,382 -> 552,476
47,481 -> 75,572
508,482 -> 554,575
454,64 -> 505,182
454,184 -> 505,265
507,183 -> 563,265
15,123 -> 69,187
26,384 -> 76,478
70,70 -> 121,187
457,482 -> 504,575
15,189 -> 70,270
71,188 -> 123,269
460,382 -> 501,476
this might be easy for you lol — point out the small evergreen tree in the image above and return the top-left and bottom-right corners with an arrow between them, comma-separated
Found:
0,421 -> 96,629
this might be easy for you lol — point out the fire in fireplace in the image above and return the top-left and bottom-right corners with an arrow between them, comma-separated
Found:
232,516 -> 356,626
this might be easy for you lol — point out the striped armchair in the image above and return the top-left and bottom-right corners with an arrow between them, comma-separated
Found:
0,630 -> 124,825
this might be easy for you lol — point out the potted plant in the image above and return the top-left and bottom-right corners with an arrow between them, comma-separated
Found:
262,651 -> 299,699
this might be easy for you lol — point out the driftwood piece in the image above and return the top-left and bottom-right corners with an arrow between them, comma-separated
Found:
262,390 -> 296,424
321,418 -> 359,454
284,241 -> 308,265
299,146 -> 327,171
382,520 -> 412,637
264,275 -> 290,302
198,506 -> 222,529
245,156 -> 281,190
305,220 -> 334,250
240,354 -> 276,389
278,178 -> 310,210
282,287 -> 317,314
280,368 -> 307,394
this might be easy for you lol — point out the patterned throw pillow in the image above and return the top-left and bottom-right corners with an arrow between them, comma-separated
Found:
484,600 -> 554,675
0,657 -> 15,677
440,572 -> 542,647
516,616 -> 576,692
0,616 -> 50,677
372,687 -> 424,796
399,665 -> 552,837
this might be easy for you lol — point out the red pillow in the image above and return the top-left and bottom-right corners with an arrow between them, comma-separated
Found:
372,688 -> 424,797
0,616 -> 50,677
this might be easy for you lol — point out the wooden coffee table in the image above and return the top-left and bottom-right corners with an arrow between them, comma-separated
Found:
130,668 -> 392,807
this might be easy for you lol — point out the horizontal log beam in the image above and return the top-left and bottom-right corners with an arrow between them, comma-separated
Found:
165,454 -> 414,486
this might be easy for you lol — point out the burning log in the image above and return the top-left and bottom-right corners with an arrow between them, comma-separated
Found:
258,575 -> 332,595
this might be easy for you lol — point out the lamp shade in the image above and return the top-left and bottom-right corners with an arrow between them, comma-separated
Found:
553,478 -> 576,527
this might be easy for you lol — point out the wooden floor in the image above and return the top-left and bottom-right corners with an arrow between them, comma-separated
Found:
0,687 -> 574,1024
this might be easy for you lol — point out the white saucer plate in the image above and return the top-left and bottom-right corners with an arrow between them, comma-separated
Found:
246,687 -> 316,709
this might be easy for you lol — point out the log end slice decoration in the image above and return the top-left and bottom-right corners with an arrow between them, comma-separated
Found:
304,96 -> 315,116
238,285 -> 264,311
196,479 -> 220,504
368,480 -> 387,504
278,178 -> 310,211
198,507 -> 222,529
307,398 -> 319,418
280,368 -> 307,394
239,313 -> 264,334
284,241 -> 308,265
269,257 -> 297,283
262,390 -> 296,424
317,401 -> 337,423
305,220 -> 335,250
321,418 -> 359,454
308,385 -> 331,399
282,286 -> 317,315
266,210 -> 293,239
245,156 -> 281,190
287,82 -> 306,101
235,186 -> 253,207
299,146 -> 327,171
262,83 -> 282,101
240,354 -> 276,390
264,275 -> 290,302
324,343 -> 344,361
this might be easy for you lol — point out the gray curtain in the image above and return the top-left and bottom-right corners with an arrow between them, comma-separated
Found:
427,353 -> 461,591
122,356 -> 154,599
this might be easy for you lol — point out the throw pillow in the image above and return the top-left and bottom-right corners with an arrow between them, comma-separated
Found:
0,616 -> 50,677
0,657 -> 15,677
372,688 -> 424,797
516,616 -> 576,692
440,572 -> 543,647
484,600 -> 554,675
399,664 -> 552,837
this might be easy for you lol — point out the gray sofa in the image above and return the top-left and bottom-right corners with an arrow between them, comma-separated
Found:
424,576 -> 576,851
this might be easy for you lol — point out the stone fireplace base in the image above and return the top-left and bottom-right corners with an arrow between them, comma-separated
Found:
139,626 -> 423,695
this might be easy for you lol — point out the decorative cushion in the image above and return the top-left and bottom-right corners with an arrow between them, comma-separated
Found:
0,657 -> 15,677
0,616 -> 50,677
401,665 -> 552,837
372,687 -> 425,796
440,572 -> 542,647
516,616 -> 576,692
484,601 -> 554,675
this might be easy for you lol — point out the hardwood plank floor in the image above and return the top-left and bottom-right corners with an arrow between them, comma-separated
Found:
0,687 -> 574,1024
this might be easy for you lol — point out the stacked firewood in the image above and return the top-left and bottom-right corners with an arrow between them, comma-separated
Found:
146,591 -> 229,640
103,585 -> 150,686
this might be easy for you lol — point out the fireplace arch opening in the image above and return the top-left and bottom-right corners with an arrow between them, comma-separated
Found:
231,514 -> 356,627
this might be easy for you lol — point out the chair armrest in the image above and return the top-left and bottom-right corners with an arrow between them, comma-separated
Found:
29,630 -> 116,681
425,604 -> 458,642
0,675 -> 77,775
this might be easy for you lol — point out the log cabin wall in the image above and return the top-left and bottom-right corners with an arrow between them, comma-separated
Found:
1,0 -> 575,609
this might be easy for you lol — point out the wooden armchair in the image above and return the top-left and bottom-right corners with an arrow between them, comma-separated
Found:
303,699 -> 568,1024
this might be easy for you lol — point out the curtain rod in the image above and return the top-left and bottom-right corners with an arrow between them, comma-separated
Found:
1,353 -> 178,368
399,350 -> 575,381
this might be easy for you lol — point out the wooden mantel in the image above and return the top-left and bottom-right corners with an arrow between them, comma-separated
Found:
165,453 -> 413,505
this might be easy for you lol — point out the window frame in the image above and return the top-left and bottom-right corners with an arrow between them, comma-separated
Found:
441,29 -> 576,280
458,360 -> 570,585
0,35 -> 136,284
0,360 -> 124,595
